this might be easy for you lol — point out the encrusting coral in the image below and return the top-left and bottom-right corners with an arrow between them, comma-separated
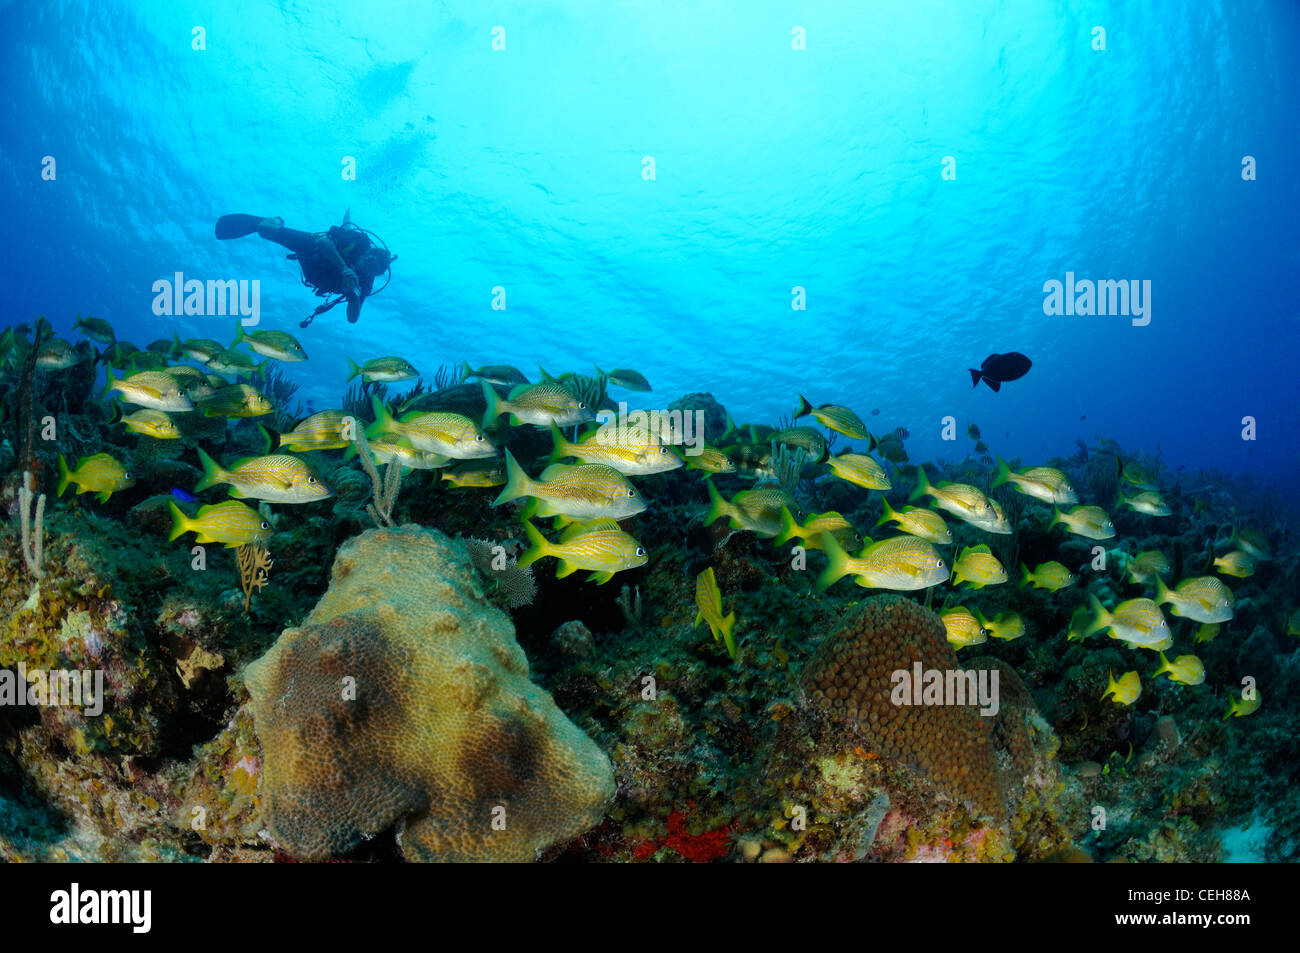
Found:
242,524 -> 614,861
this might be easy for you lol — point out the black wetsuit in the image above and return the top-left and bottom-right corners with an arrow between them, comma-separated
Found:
261,223 -> 379,323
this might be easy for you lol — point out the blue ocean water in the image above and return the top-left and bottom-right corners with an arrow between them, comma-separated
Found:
4,0 -> 1298,487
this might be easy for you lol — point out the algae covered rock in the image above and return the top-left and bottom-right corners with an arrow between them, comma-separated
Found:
242,525 -> 614,862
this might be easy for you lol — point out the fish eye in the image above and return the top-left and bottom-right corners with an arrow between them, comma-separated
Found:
125,471 -> 132,479
635,547 -> 646,557
260,521 -> 269,529
475,434 -> 484,441
935,558 -> 943,568
307,477 -> 316,484
577,401 -> 587,409
626,489 -> 636,497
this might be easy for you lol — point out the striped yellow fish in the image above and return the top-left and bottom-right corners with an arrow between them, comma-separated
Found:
441,460 -> 507,488
196,449 -> 331,503
1102,671 -> 1141,706
874,499 -> 951,545
347,355 -> 417,382
704,482 -> 798,537
279,410 -> 354,451
1224,689 -> 1261,719
549,422 -> 682,475
199,384 -> 273,418
119,408 -> 181,439
773,507 -> 860,551
684,446 -> 736,476
909,467 -> 996,526
1126,549 -> 1170,584
1213,550 -> 1255,579
1155,576 -> 1233,624
105,370 -> 194,412
1051,505 -> 1115,541
770,427 -> 829,463
495,450 -> 646,521
992,457 -> 1077,504
974,608 -> 1025,641
1121,490 -> 1170,516
1018,561 -> 1075,592
792,395 -> 869,440
518,518 -> 647,584
951,544 -> 1008,588
1084,596 -> 1169,647
941,607 -> 988,650
817,535 -> 949,592
233,325 -> 307,362
167,499 -> 272,548
694,567 -> 737,660
368,396 -> 494,459
1153,652 -> 1205,686
827,453 -> 891,491
361,435 -> 451,471
205,348 -> 260,378
482,380 -> 594,429
57,453 -> 135,502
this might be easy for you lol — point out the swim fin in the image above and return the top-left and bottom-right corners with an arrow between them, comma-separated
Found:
215,214 -> 270,240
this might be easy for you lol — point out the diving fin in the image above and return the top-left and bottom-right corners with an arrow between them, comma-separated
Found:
215,214 -> 269,240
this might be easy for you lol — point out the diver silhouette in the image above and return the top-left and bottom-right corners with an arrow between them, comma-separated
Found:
215,210 -> 395,327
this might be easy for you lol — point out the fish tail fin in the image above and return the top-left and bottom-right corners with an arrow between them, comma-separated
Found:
969,368 -> 982,388
493,449 -> 532,506
1083,594 -> 1109,638
1154,574 -> 1171,604
874,498 -> 896,527
257,422 -> 274,455
1154,651 -> 1171,677
704,479 -> 730,527
231,324 -> 245,348
547,421 -> 569,465
461,359 -> 475,380
166,500 -> 191,542
194,448 -> 226,492
346,358 -> 361,382
992,455 -> 1011,489
793,395 -> 813,418
56,453 -> 72,497
1049,506 -> 1063,528
99,371 -> 119,402
774,505 -> 801,546
481,380 -> 504,428
368,394 -> 397,436
986,378 -> 1001,392
1018,563 -> 1031,589
516,519 -> 550,569
908,465 -> 931,502
720,612 -> 738,661
816,536 -> 852,592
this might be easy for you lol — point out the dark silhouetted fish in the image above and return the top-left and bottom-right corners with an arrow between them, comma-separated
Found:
969,352 -> 1031,392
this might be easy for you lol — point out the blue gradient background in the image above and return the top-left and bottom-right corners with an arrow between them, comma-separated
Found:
3,1 -> 1297,487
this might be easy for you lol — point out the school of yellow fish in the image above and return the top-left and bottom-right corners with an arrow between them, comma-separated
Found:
6,314 -> 1282,720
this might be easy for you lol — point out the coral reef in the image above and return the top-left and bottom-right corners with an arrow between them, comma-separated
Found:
242,525 -> 615,861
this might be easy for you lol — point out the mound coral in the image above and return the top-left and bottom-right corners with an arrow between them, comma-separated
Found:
242,525 -> 614,862
800,595 -> 1004,818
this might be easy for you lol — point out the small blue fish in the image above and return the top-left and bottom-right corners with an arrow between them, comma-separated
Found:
171,487 -> 199,504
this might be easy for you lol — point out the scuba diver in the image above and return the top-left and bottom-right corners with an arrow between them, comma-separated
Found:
214,211 -> 395,327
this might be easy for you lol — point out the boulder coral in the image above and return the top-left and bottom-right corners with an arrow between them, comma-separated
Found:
242,524 -> 615,861
801,595 -> 1004,818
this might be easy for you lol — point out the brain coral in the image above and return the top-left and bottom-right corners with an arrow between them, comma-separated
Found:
801,595 -> 1004,818
242,525 -> 614,861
